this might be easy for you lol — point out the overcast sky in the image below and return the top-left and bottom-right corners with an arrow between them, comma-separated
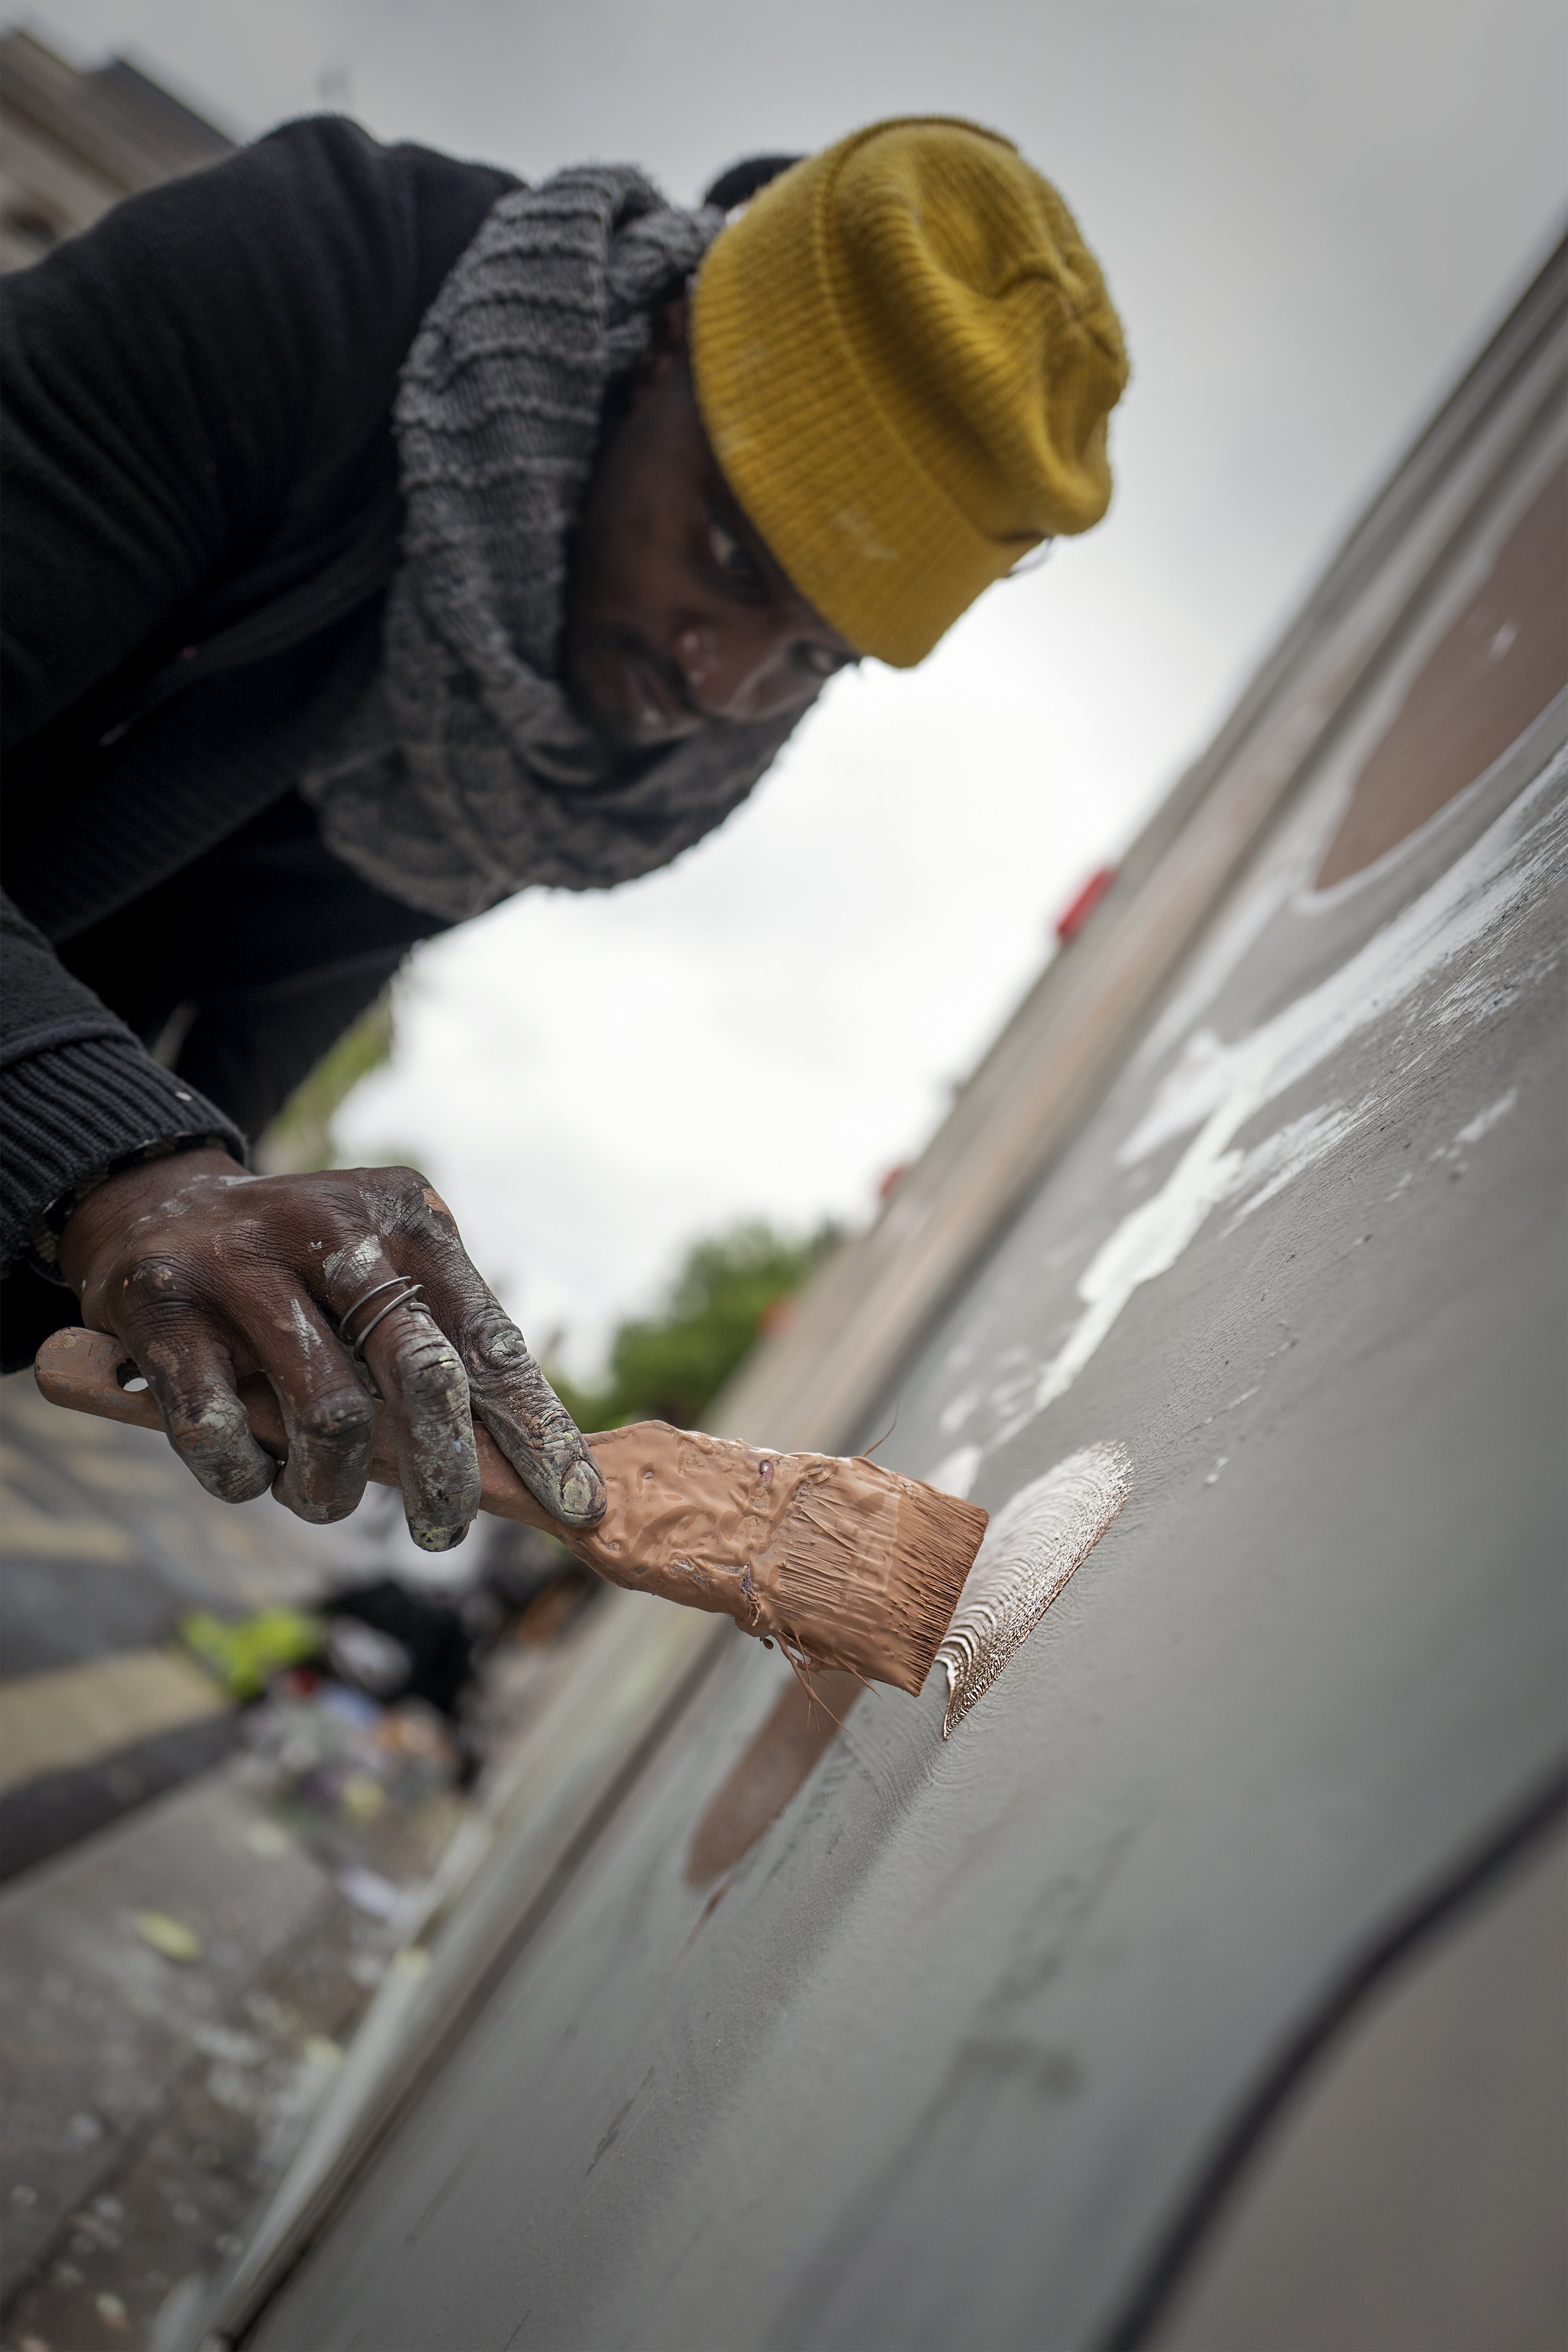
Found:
26,0 -> 1568,1371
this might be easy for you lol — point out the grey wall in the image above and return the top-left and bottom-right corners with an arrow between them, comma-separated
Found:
245,321 -> 1568,2352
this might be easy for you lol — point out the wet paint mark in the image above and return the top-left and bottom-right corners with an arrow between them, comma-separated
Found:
684,1670 -> 864,1887
938,1441 -> 1132,1735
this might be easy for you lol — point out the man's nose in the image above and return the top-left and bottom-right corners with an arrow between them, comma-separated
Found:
672,613 -> 796,721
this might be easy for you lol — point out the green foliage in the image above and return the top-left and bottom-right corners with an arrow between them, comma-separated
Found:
551,1219 -> 841,1435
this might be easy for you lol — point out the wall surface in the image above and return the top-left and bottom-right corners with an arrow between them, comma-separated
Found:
241,262 -> 1567,2352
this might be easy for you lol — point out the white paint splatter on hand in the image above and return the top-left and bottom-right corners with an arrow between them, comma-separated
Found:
937,1440 -> 1132,1735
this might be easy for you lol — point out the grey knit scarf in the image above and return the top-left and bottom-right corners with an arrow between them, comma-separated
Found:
300,166 -> 803,922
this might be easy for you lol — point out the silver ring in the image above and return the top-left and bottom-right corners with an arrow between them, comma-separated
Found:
340,1276 -> 425,1362
339,1274 -> 409,1335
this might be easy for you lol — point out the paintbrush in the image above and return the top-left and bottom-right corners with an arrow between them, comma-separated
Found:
33,1327 -> 986,1697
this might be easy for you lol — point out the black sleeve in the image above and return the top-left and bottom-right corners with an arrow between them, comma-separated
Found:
0,894 -> 403,1375
1,114 -> 512,753
0,119 -> 511,1309
0,889 -> 244,1271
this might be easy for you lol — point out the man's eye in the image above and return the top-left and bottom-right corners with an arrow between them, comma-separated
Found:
799,642 -> 850,679
709,519 -> 760,589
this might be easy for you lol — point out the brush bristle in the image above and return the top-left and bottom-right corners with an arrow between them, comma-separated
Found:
876,1480 -> 990,1690
771,1465 -> 988,1695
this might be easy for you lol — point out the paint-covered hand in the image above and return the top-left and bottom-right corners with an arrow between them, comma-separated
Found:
57,1150 -> 605,1550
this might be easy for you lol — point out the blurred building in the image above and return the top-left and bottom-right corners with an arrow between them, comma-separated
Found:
0,24 -> 231,271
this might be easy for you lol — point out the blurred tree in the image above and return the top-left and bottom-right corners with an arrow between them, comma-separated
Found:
257,990 -> 395,1173
551,1219 -> 841,1434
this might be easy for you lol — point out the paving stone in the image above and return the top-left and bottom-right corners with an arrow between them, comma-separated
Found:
0,1771 -> 331,2304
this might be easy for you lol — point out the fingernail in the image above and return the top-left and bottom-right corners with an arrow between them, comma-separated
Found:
412,1519 -> 470,1554
559,1458 -> 604,1523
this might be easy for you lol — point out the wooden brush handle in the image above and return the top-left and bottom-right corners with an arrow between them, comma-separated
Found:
33,1325 -> 568,1535
34,1328 -> 980,1693
33,1331 -> 821,1637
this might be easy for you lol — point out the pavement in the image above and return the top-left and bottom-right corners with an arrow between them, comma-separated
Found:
1,1369 -> 326,1882
0,1364 -> 588,2350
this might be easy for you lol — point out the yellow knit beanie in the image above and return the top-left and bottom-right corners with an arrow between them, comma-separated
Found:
689,117 -> 1129,669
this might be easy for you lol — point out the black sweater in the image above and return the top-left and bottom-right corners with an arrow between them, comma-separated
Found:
0,117 -> 517,1366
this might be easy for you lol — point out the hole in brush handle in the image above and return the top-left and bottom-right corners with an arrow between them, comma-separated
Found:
33,1328 -> 162,1428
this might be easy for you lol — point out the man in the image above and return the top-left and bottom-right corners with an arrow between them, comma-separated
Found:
0,114 -> 1127,1553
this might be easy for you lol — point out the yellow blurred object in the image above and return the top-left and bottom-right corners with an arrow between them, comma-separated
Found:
179,1606 -> 324,1700
691,116 -> 1129,668
133,1909 -> 203,1963
340,1772 -> 387,1821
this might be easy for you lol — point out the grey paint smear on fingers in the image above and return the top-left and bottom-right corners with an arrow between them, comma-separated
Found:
938,1440 -> 1133,1734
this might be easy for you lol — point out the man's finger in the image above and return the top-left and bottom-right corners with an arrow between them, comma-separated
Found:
131,1313 -> 276,1506
420,1264 -> 605,1528
331,1167 -> 603,1528
231,1281 -> 376,1524
470,1324 -> 606,1528
318,1230 -> 478,1550
359,1295 -> 479,1552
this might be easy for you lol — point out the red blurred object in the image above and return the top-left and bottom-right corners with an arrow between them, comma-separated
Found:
758,1296 -> 801,1339
1054,864 -> 1117,943
877,1163 -> 909,1203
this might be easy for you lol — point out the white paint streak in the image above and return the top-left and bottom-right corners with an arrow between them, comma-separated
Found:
1222,1102 -> 1370,1229
1131,760 -> 1563,1165
938,1441 -> 1132,1734
321,1236 -> 381,1288
288,1298 -> 327,1355
926,1443 -> 983,1500
1012,753 -> 1567,1428
1453,1089 -> 1518,1148
938,1389 -> 980,1436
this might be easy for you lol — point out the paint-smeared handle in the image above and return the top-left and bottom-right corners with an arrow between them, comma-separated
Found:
36,1328 -> 979,1690
33,1325 -> 563,1535
33,1329 -> 711,1608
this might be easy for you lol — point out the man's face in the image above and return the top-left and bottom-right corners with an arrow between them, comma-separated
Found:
563,294 -> 859,750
